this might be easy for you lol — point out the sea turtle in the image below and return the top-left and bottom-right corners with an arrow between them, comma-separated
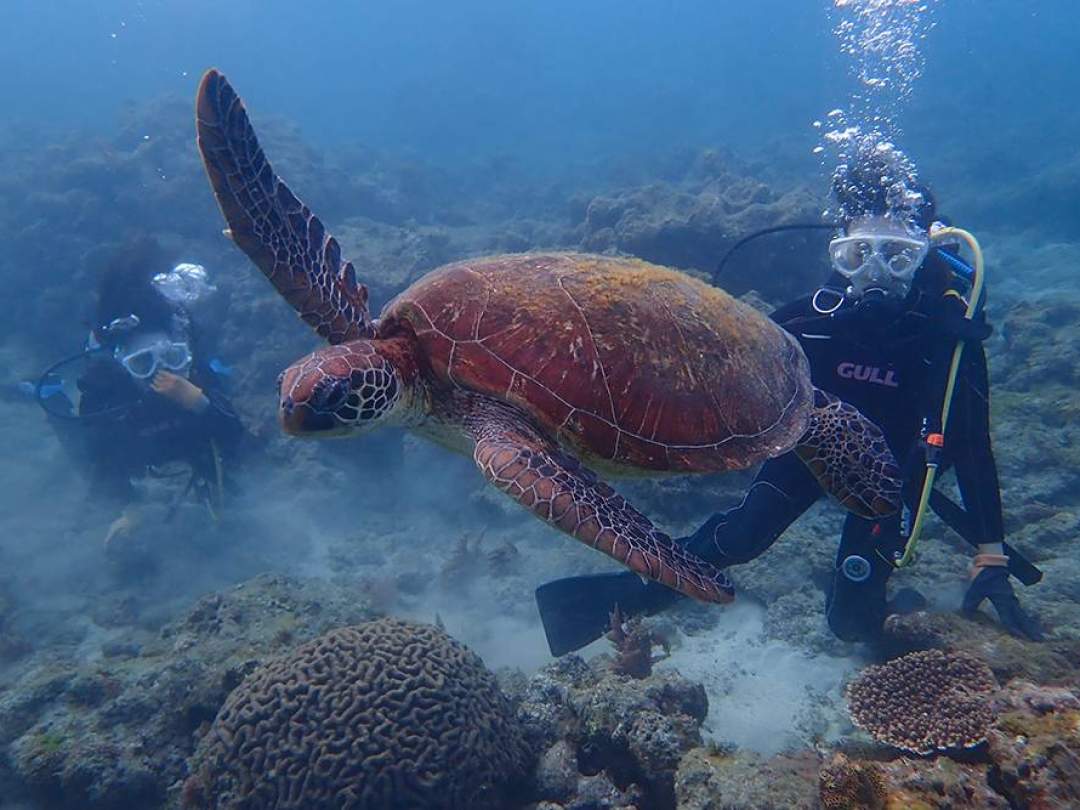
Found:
195,70 -> 901,604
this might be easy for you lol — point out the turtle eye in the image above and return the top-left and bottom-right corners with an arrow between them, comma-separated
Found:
314,377 -> 349,411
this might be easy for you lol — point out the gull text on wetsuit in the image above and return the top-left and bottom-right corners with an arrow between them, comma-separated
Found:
836,362 -> 899,388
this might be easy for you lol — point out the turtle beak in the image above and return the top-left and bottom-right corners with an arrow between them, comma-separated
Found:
279,395 -> 305,435
279,396 -> 327,435
279,396 -> 350,437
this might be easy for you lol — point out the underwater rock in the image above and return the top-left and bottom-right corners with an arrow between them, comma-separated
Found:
674,747 -> 821,809
576,166 -> 824,302
985,679 -> 1080,808
532,739 -> 645,809
507,654 -> 706,810
882,610 -> 1080,685
870,757 -> 1009,809
534,739 -> 582,804
184,618 -> 532,810
0,581 -> 30,663
572,667 -> 706,805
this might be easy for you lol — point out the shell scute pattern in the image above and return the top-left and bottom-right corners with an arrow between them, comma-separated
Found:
388,253 -> 813,473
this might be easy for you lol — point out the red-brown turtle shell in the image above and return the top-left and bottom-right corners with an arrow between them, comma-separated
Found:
382,253 -> 813,473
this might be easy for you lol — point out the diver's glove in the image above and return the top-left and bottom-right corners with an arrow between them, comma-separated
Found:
962,554 -> 1044,641
151,370 -> 209,412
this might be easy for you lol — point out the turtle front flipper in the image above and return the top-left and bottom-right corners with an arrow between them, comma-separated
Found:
794,389 -> 903,518
468,404 -> 733,604
195,70 -> 372,343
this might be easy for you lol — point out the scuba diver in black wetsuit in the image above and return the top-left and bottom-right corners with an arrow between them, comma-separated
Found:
36,239 -> 248,556
536,158 -> 1044,656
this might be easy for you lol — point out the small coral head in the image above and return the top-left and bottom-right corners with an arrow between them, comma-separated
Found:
278,340 -> 401,437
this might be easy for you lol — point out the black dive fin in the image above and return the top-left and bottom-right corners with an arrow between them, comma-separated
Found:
535,572 -> 685,657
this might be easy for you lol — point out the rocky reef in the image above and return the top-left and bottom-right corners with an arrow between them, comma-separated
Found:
510,652 -> 708,810
0,573 -> 711,810
0,577 -> 30,664
577,149 -> 826,302
0,575 -> 376,809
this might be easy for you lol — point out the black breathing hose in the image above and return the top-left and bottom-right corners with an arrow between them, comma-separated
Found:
711,223 -> 840,286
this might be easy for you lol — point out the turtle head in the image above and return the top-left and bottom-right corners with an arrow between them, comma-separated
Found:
277,340 -> 405,438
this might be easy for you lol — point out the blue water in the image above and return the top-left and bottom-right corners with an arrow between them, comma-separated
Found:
5,0 -> 1073,173
2,2 -> 1080,808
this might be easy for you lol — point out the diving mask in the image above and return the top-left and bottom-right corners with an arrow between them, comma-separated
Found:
115,334 -> 192,379
828,226 -> 929,301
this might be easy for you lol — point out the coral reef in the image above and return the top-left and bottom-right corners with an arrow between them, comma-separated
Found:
0,579 -> 30,663
575,151 -> 826,302
440,531 -> 487,592
882,610 -> 1080,685
185,618 -> 531,810
510,654 -> 707,809
986,679 -> 1080,808
870,756 -> 1010,809
1,574 -> 375,810
823,679 -> 1080,808
674,747 -> 822,809
846,649 -> 997,755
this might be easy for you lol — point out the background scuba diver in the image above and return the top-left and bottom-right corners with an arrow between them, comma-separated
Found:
37,238 -> 247,556
536,154 -> 1043,656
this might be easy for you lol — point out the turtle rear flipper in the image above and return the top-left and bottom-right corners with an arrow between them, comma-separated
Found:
795,389 -> 902,518
467,400 -> 734,604
195,69 -> 372,344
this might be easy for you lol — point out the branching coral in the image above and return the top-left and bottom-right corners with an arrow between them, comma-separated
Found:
439,531 -> 486,591
606,604 -> 670,679
846,649 -> 997,755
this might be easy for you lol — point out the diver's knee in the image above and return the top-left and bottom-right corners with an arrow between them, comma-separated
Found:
828,614 -> 881,642
826,599 -> 885,642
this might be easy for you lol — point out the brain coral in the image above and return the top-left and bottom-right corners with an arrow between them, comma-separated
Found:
846,649 -> 997,755
184,618 -> 531,810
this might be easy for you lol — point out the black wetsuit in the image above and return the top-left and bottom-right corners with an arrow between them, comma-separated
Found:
72,356 -> 245,506
683,263 -> 1002,641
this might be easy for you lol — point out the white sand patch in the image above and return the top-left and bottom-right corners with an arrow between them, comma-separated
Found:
657,600 -> 858,755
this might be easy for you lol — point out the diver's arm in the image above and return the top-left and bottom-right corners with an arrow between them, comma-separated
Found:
150,371 -> 243,440
196,387 -> 245,442
769,295 -> 817,329
949,340 -> 1005,549
950,341 -> 1042,638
